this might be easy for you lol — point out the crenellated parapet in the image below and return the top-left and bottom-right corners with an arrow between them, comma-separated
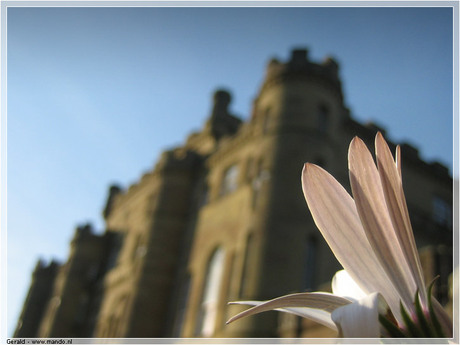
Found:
70,223 -> 107,252
33,259 -> 60,275
155,148 -> 203,173
260,48 -> 343,100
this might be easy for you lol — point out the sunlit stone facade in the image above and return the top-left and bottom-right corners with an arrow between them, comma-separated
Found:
14,48 -> 453,338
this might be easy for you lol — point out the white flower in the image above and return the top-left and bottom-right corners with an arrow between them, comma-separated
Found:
227,133 -> 453,338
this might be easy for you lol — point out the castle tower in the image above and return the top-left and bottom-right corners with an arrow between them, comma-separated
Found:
94,148 -> 203,337
37,224 -> 108,337
248,48 -> 351,300
242,49 -> 351,336
181,49 -> 351,337
13,260 -> 60,337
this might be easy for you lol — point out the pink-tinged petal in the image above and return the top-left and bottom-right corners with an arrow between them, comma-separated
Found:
281,307 -> 336,330
375,132 -> 427,305
331,292 -> 387,338
302,163 -> 403,321
332,270 -> 367,302
226,292 -> 351,330
229,301 -> 338,331
348,137 -> 417,312
395,145 -> 402,177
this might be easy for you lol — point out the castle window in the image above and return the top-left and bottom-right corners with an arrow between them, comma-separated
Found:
132,234 -> 147,261
432,196 -> 452,228
220,164 -> 239,196
252,159 -> 269,209
106,233 -> 122,271
195,247 -> 226,337
317,104 -> 329,133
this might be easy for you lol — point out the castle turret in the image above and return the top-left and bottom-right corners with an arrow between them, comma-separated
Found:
224,48 -> 351,336
251,48 -> 348,138
103,185 -> 122,220
185,89 -> 242,155
262,48 -> 342,97
206,89 -> 242,140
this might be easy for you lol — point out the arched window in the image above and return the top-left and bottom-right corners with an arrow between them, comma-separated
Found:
196,247 -> 226,337
131,234 -> 146,261
106,233 -> 123,270
252,159 -> 269,209
220,165 -> 239,196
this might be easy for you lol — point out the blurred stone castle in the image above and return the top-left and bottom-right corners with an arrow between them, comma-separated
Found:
14,48 -> 453,338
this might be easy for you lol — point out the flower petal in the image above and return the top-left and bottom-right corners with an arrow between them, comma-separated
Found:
395,145 -> 402,177
375,132 -> 427,305
332,270 -> 367,302
302,163 -> 403,320
348,136 -> 417,313
229,301 -> 338,331
281,307 -> 336,330
226,292 -> 351,330
331,292 -> 387,338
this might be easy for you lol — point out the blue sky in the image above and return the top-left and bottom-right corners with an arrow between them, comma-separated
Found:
3,4 -> 455,338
